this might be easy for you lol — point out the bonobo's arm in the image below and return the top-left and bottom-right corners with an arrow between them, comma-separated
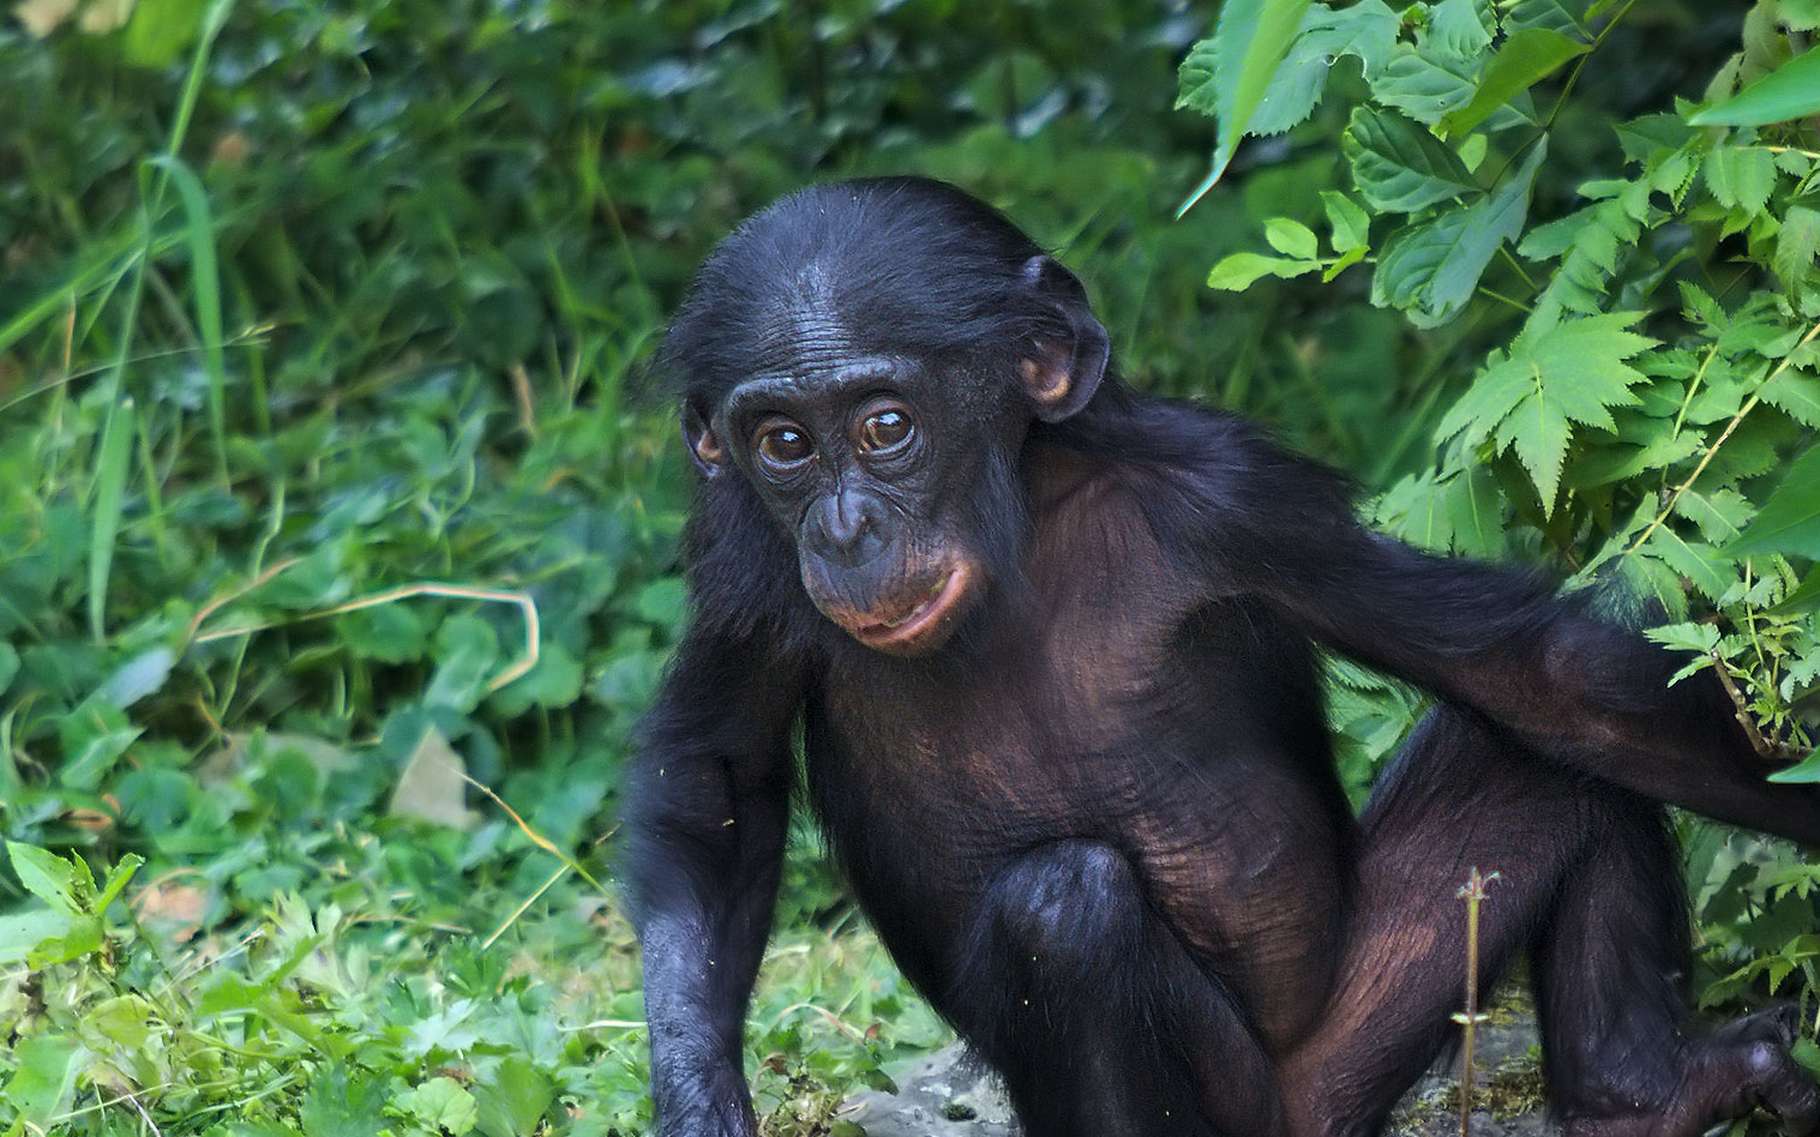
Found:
1168,413 -> 1820,844
622,627 -> 803,1137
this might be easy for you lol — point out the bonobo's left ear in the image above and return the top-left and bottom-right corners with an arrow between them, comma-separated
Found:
681,399 -> 728,478
1017,255 -> 1110,423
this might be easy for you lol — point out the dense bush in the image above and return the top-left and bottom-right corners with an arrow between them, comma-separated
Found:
0,0 -> 1817,1133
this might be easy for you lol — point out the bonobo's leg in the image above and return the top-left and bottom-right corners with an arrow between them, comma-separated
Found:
1536,793 -> 1820,1136
944,841 -> 1282,1137
1279,707 -> 1819,1137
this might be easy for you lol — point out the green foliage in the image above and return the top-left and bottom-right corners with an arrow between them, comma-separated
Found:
1183,0 -> 1820,1031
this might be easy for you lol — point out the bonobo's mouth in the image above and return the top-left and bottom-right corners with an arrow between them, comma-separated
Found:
845,561 -> 976,655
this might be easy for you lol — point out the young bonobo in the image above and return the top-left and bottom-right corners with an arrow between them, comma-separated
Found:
623,176 -> 1820,1137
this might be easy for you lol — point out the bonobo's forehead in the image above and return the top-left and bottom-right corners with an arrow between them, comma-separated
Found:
662,177 -> 1046,405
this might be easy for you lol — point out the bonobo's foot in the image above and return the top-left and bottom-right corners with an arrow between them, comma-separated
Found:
1561,1006 -> 1820,1137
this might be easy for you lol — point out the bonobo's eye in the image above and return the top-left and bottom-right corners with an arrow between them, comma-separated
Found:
755,419 -> 814,473
855,400 -> 915,456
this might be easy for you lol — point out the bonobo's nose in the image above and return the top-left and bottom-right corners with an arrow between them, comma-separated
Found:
809,488 -> 888,566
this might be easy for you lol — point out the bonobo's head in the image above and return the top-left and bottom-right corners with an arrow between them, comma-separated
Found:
659,177 -> 1109,656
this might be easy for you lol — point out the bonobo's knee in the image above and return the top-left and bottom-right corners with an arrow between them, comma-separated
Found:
981,841 -> 1145,982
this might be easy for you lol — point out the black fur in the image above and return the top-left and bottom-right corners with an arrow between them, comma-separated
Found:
623,177 -> 1820,1137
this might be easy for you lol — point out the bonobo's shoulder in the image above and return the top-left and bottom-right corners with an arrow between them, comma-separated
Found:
1041,394 -> 1351,511
678,476 -> 822,651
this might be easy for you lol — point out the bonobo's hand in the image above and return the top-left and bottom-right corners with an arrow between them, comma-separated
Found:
652,1061 -> 758,1137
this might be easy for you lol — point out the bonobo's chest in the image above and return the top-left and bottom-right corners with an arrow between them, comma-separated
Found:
806,460 -> 1208,830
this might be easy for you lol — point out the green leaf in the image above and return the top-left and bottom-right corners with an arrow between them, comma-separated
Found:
1502,0 -> 1589,39
7,842 -> 83,914
1247,0 -> 1400,136
1727,444 -> 1820,557
58,700 -> 141,790
489,642 -> 585,717
1206,252 -> 1321,290
1775,204 -> 1820,289
93,853 -> 144,915
1436,29 -> 1589,139
124,0 -> 208,68
337,602 -> 430,664
1438,312 -> 1657,510
1689,48 -> 1820,126
96,646 -> 174,708
1426,0 -> 1493,63
2,1034 -> 84,1127
1322,190 -> 1371,253
1342,106 -> 1479,213
1370,140 -> 1545,326
395,1076 -> 479,1136
425,613 -> 501,713
1703,146 -> 1779,215
1264,218 -> 1320,259
1762,369 -> 1820,427
87,396 -> 135,641
1175,0 -> 1315,212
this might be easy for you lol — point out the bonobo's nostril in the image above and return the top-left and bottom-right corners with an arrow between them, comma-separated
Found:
810,489 -> 887,565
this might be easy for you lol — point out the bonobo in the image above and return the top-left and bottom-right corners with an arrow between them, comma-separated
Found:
622,176 -> 1820,1137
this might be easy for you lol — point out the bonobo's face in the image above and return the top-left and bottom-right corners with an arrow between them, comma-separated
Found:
666,178 -> 1110,656
693,353 -> 1010,657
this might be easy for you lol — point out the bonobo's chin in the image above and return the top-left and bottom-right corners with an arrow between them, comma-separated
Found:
806,558 -> 981,657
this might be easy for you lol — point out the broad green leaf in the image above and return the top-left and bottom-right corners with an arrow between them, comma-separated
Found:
0,909 -> 76,966
2,1035 -> 83,1126
124,0 -> 208,67
1703,146 -> 1778,214
489,642 -> 585,716
1503,0 -> 1589,38
1206,252 -> 1321,290
1370,47 -> 1475,127
1783,0 -> 1820,31
425,613 -> 501,713
396,1076 -> 479,1136
1689,48 -> 1820,126
1727,444 -> 1820,557
1175,0 -> 1314,212
7,842 -> 83,914
1436,29 -> 1589,139
1321,190 -> 1371,252
1264,218 -> 1319,259
337,602 -> 430,664
1426,0 -> 1492,63
1248,0 -> 1400,136
1370,140 -> 1545,326
96,646 -> 174,708
58,700 -> 141,790
1343,106 -> 1478,212
1673,488 -> 1756,545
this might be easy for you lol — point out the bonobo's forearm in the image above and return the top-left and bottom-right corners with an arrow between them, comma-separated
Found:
621,634 -> 801,1135
1194,423 -> 1820,843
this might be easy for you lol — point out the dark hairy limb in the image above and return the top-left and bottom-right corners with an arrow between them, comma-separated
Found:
621,628 -> 805,1137
1104,403 -> 1820,844
943,841 -> 1283,1137
1282,708 -> 1819,1137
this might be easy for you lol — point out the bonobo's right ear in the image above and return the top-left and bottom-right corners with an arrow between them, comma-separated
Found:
682,400 -> 727,478
1016,255 -> 1110,423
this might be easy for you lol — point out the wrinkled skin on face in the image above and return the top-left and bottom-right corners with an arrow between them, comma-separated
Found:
685,354 -> 1008,656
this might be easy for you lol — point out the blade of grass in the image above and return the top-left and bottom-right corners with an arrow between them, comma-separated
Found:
148,154 -> 228,484
88,397 -> 136,642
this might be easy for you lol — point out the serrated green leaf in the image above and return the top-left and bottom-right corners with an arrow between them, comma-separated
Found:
1370,140 -> 1545,326
1727,444 -> 1820,557
1673,488 -> 1756,545
1248,0 -> 1400,136
1343,106 -> 1479,213
1762,368 -> 1820,426
1703,146 -> 1778,214
1502,0 -> 1589,39
1440,312 -> 1656,510
1264,217 -> 1319,259
7,842 -> 82,914
1689,47 -> 1820,126
1645,529 -> 1733,602
1436,29 -> 1589,139
1426,0 -> 1493,63
1775,205 -> 1820,291
1370,45 -> 1476,127
1175,0 -> 1314,212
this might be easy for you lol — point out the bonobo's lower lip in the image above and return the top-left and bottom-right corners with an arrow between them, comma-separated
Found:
850,562 -> 975,653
